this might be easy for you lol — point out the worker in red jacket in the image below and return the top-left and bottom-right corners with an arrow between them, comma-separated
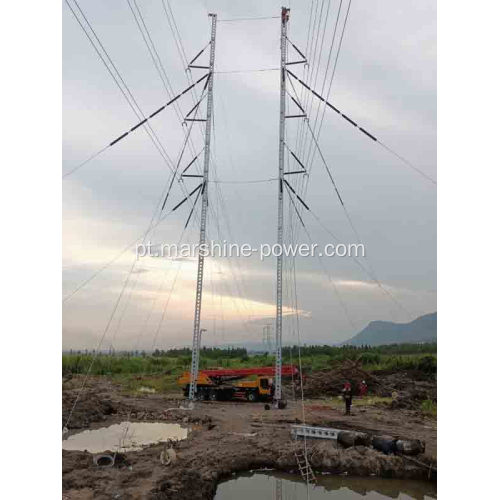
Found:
359,380 -> 368,397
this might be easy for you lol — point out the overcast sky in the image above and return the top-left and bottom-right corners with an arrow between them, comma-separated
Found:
62,0 -> 436,350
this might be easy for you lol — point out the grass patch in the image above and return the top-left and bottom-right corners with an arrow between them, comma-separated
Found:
63,344 -> 436,378
420,399 -> 437,417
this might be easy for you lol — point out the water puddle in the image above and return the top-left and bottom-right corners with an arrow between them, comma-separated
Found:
216,472 -> 437,500
62,421 -> 188,453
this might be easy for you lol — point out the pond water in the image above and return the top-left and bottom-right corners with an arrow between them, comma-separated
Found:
215,472 -> 437,500
62,421 -> 188,453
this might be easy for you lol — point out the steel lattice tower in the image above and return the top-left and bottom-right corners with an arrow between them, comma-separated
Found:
188,13 -> 217,402
274,6 -> 290,407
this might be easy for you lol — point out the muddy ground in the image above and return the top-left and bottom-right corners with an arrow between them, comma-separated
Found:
62,376 -> 437,499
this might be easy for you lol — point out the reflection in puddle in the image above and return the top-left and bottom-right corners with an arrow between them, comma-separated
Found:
62,422 -> 188,453
216,472 -> 437,500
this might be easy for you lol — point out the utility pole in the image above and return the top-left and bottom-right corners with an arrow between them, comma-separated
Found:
274,6 -> 289,409
188,13 -> 217,402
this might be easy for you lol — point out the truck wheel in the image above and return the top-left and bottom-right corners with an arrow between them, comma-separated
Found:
209,390 -> 218,401
247,391 -> 258,402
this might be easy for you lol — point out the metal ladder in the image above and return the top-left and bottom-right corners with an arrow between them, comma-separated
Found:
294,449 -> 316,485
291,424 -> 341,441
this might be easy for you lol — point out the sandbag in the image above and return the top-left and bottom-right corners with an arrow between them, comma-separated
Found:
395,439 -> 425,456
160,447 -> 177,466
338,430 -> 371,448
372,436 -> 398,455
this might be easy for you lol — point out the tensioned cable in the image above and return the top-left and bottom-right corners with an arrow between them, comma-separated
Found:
211,177 -> 277,184
296,0 -> 327,161
63,253 -> 139,431
296,0 -> 339,198
63,92 -> 206,304
304,0 -> 348,172
62,74 -> 209,179
71,83 -> 206,335
294,0 -> 318,158
212,120 -> 255,324
306,0 -> 333,139
286,71 -> 419,296
285,181 -> 412,318
217,16 -> 280,22
162,0 -> 205,117
294,77 -> 388,286
215,68 -> 279,74
287,69 -> 437,185
290,0 -> 349,262
112,215 -> 198,455
209,86 -> 261,326
291,1 -> 345,252
130,219 -> 193,356
65,0 -> 176,173
62,146 -> 109,179
290,1 -> 334,255
308,208 -> 412,317
131,0 -> 207,180
64,170 -> 203,428
62,192 -> 193,304
109,160 -> 204,348
163,0 -> 190,67
64,0 -> 207,277
283,192 -> 308,423
284,181 -> 356,330
283,116 -> 411,319
209,104 -> 259,324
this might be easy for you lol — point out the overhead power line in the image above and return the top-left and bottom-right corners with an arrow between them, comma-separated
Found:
217,16 -> 280,22
215,68 -> 279,74
304,0 -> 349,174
62,74 -> 209,179
64,0 -> 176,174
287,69 -> 437,185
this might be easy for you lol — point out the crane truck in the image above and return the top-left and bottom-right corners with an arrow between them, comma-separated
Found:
176,365 -> 299,402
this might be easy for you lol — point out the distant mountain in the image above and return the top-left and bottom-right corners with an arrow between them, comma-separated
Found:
342,312 -> 437,346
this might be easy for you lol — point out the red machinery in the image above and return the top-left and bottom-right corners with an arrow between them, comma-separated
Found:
198,364 -> 299,378
177,364 -> 300,402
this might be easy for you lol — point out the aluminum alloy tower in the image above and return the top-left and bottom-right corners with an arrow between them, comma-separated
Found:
188,13 -> 217,402
274,6 -> 290,408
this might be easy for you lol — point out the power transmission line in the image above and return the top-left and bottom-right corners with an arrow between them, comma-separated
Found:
64,0 -> 176,173
218,16 -> 280,22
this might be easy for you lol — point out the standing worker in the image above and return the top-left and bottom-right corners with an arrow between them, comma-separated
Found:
342,381 -> 353,415
359,380 -> 368,397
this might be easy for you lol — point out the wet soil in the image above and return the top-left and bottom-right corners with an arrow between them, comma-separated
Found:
62,376 -> 437,499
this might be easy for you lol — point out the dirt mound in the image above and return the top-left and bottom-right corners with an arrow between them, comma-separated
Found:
62,390 -> 116,429
151,438 -> 430,499
303,360 -> 389,398
303,362 -> 436,408
380,374 -> 436,410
